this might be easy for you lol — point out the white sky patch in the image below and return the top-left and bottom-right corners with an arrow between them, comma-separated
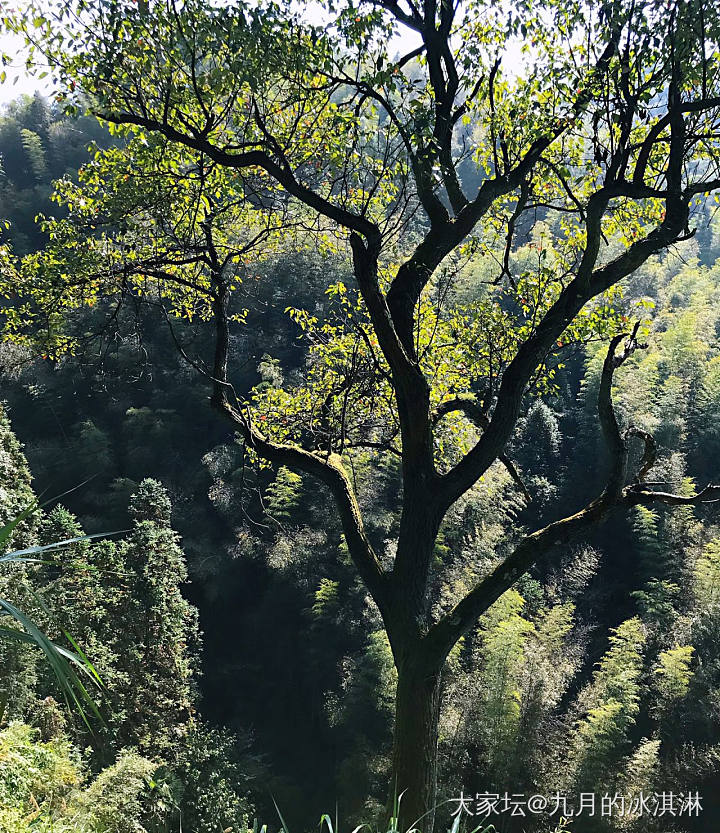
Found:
0,30 -> 51,104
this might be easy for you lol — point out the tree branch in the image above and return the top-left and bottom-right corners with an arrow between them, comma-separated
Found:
385,10 -> 626,354
203,236 -> 389,608
217,392 -> 390,607
437,179 -> 694,512
96,111 -> 380,241
432,394 -> 531,502
626,426 -> 657,483
423,333 -> 718,664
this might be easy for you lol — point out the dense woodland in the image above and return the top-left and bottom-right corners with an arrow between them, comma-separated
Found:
0,1 -> 719,831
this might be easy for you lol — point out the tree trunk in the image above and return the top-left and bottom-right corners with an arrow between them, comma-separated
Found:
389,659 -> 443,832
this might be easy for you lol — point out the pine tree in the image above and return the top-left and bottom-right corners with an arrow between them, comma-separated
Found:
106,478 -> 200,755
0,404 -> 42,718
0,404 -> 37,544
33,505 -> 125,741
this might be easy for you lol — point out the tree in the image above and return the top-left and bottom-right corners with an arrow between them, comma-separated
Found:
4,0 -> 720,825
109,479 -> 200,755
0,405 -> 104,723
0,93 -> 107,255
0,406 -> 252,832
571,617 -> 646,796
0,403 -> 44,717
33,480 -> 201,759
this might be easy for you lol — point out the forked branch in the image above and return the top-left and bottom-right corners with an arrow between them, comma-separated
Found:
205,261 -> 389,609
424,333 -> 719,664
432,394 -> 531,503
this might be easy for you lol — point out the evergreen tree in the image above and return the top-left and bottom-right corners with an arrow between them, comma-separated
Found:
0,403 -> 41,719
90,479 -> 201,756
0,404 -> 252,832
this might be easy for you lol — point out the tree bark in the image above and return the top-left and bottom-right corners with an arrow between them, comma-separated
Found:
389,657 -> 443,832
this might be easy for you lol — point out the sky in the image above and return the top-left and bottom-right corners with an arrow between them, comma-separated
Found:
0,30 -> 51,105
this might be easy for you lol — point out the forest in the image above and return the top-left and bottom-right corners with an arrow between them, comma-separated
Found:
0,1 -> 719,832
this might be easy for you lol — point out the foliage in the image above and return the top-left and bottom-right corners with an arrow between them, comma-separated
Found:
0,0 -> 719,819
654,645 -> 694,705
0,407 -> 102,722
572,618 -> 646,793
0,93 -> 107,255
0,407 -> 253,832
0,722 -> 157,833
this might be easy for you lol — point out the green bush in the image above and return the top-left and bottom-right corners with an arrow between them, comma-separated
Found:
0,722 -> 158,833
73,750 -> 157,833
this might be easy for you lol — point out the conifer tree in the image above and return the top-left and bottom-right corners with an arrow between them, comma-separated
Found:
103,479 -> 200,755
0,404 -> 41,718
